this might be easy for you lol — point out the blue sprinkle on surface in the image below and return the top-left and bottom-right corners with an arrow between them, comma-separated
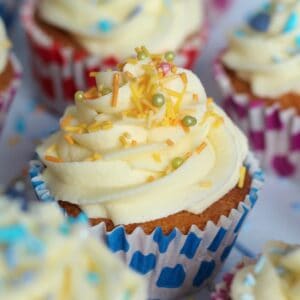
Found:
87,272 -> 100,284
243,273 -> 256,286
283,12 -> 298,33
97,19 -> 114,32
0,224 -> 27,244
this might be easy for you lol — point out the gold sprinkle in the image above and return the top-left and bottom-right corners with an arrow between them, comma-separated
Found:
64,126 -> 84,134
183,152 -> 192,160
193,94 -> 199,102
238,166 -> 246,189
84,87 -> 99,100
171,66 -> 177,73
64,134 -> 75,145
45,155 -> 63,163
141,45 -> 150,56
180,73 -> 187,85
119,135 -> 128,147
60,115 -> 74,129
131,140 -> 137,146
199,181 -> 212,188
123,132 -> 131,139
125,71 -> 134,80
152,153 -> 161,163
166,139 -> 174,146
147,176 -> 155,182
85,153 -> 102,161
195,142 -> 207,154
112,73 -> 120,107
101,121 -> 113,130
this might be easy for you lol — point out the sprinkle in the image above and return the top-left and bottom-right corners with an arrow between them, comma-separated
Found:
85,153 -> 102,161
0,224 -> 27,244
64,134 -> 75,145
254,255 -> 266,274
207,97 -> 214,106
119,135 -> 128,147
172,157 -> 184,169
243,273 -> 256,286
87,121 -> 102,133
45,144 -> 58,155
183,152 -> 192,160
60,115 -> 74,129
141,45 -> 150,57
248,12 -> 270,32
126,58 -> 138,65
123,132 -> 131,139
152,152 -> 161,162
171,66 -> 177,73
147,176 -> 155,182
283,12 -> 298,33
101,121 -> 113,130
213,116 -> 224,128
166,139 -> 174,146
131,140 -> 137,146
124,71 -> 134,79
195,142 -> 207,154
238,166 -> 246,189
193,94 -> 199,102
98,19 -> 114,32
87,272 -> 101,284
84,87 -> 99,100
295,35 -> 300,48
45,155 -> 63,163
64,126 -> 84,134
199,181 -> 212,188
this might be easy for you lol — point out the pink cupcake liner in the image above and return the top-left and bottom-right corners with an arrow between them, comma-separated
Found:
21,0 -> 208,115
29,153 -> 264,299
214,55 -> 300,178
0,54 -> 22,136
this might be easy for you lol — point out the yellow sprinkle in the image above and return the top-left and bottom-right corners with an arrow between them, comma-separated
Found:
131,140 -> 137,146
163,87 -> 182,99
134,47 -> 141,54
238,166 -> 246,189
87,121 -> 102,133
112,73 -> 120,107
166,99 -> 175,120
171,66 -> 177,73
119,135 -> 128,147
183,152 -> 192,160
195,142 -> 207,154
85,153 -> 102,161
101,121 -> 113,130
130,82 -> 143,112
193,94 -> 199,102
60,115 -> 74,129
45,144 -> 58,155
64,126 -> 84,134
123,132 -> 131,139
152,153 -> 161,163
124,71 -> 134,80
207,97 -> 214,106
147,176 -> 155,182
126,58 -> 138,65
45,155 -> 63,163
161,74 -> 179,83
166,139 -> 174,146
64,134 -> 75,145
213,117 -> 224,128
180,73 -> 187,85
199,181 -> 212,188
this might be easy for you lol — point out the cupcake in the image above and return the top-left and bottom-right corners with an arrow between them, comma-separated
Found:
0,17 -> 22,136
212,241 -> 300,300
21,0 -> 207,114
30,47 -> 264,299
214,0 -> 300,178
0,198 -> 146,300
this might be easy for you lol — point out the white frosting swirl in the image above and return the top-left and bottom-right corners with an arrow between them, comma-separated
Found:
37,50 -> 248,225
38,0 -> 203,57
231,241 -> 300,300
0,197 -> 146,300
223,0 -> 300,98
0,18 -> 10,74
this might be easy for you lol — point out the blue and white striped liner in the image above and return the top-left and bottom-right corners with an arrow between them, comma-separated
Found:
29,153 -> 264,299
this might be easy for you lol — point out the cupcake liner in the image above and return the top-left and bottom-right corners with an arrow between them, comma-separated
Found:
29,153 -> 264,299
0,54 -> 22,136
21,0 -> 208,115
0,0 -> 20,28
214,56 -> 300,178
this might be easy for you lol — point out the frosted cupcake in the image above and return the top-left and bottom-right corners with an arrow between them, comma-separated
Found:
0,198 -> 146,300
212,241 -> 300,300
21,0 -> 207,114
30,47 -> 264,299
0,17 -> 22,136
214,0 -> 300,177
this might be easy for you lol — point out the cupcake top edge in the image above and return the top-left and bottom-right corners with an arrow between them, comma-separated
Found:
222,0 -> 300,98
0,197 -> 146,300
36,47 -> 249,226
230,240 -> 300,300
37,0 -> 204,57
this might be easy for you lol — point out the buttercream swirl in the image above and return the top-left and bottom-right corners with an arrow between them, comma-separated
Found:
37,48 -> 248,225
38,0 -> 203,57
231,241 -> 300,300
0,18 -> 10,74
0,196 -> 146,300
223,0 -> 300,98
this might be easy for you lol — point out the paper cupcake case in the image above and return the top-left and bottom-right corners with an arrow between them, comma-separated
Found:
0,55 -> 22,135
21,0 -> 208,115
214,58 -> 300,179
29,153 -> 264,299
0,0 -> 20,28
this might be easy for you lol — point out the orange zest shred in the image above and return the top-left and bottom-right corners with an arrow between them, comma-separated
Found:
60,115 -> 73,129
45,155 -> 63,163
147,176 -> 155,182
84,87 -> 99,100
112,73 -> 120,107
64,134 -> 75,145
195,142 -> 207,154
193,94 -> 199,102
166,139 -> 174,146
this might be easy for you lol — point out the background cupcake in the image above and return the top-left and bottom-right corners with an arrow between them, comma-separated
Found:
21,0 -> 207,114
0,17 -> 22,137
30,48 -> 264,299
0,198 -> 146,300
212,240 -> 300,300
214,0 -> 300,178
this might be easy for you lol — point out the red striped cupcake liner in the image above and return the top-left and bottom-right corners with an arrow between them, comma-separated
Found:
0,54 -> 22,136
21,0 -> 208,115
214,55 -> 300,179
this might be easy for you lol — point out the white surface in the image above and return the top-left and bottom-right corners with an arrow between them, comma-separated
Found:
0,1 -> 299,299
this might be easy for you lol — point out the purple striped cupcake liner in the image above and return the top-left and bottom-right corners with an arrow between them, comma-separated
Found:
0,54 -> 22,136
29,153 -> 264,299
214,56 -> 300,178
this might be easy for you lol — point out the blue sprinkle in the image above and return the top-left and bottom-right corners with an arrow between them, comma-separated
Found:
97,19 -> 114,32
59,222 -> 71,235
0,224 -> 27,244
249,12 -> 270,32
87,272 -> 100,284
283,12 -> 298,33
254,255 -> 266,274
243,273 -> 256,286
68,213 -> 89,225
15,116 -> 26,135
